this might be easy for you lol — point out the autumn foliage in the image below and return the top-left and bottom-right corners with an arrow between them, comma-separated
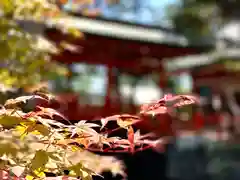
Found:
0,93 -> 199,179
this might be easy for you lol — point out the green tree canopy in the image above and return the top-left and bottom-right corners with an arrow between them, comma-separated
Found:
165,0 -> 240,45
164,0 -> 218,44
0,0 -> 84,90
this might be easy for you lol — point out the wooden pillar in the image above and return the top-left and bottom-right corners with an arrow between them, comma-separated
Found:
192,74 -> 198,94
159,64 -> 169,94
105,65 -> 114,109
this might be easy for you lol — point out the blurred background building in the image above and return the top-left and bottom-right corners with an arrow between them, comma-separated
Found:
3,0 -> 240,179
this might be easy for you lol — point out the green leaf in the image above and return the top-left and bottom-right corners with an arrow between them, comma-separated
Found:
31,150 -> 49,170
48,152 -> 62,162
0,142 -> 18,157
34,124 -> 50,136
0,115 -> 22,127
69,163 -> 94,180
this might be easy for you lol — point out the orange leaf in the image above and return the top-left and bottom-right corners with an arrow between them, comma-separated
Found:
101,114 -> 140,129
127,126 -> 135,154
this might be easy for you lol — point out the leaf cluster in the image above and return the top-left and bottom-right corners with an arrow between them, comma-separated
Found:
0,91 -> 200,179
0,94 -> 124,179
0,92 -> 166,179
0,0 -> 84,89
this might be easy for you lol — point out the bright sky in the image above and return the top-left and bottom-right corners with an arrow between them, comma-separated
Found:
140,0 -> 179,25
64,0 -> 179,26
148,0 -> 178,13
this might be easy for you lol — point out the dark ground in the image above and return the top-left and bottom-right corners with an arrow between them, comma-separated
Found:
94,149 -> 167,180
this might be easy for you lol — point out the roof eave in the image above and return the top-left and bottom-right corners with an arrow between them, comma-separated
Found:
164,48 -> 240,72
44,15 -> 189,46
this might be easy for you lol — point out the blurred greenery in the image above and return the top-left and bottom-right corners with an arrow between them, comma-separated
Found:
165,0 -> 216,44
0,0 -> 86,90
164,0 -> 239,45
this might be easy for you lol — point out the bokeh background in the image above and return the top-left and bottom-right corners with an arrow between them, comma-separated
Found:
1,0 -> 240,179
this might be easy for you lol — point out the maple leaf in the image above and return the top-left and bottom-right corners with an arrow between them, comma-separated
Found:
15,120 -> 51,138
139,94 -> 199,116
0,114 -> 25,127
87,134 -> 112,149
35,106 -> 67,120
36,117 -> 67,128
117,118 -> 137,129
76,121 -> 100,128
69,120 -> 100,138
162,94 -> 199,107
34,92 -> 65,106
172,94 -> 199,107
4,95 -> 48,109
0,108 -> 24,117
34,124 -> 51,136
101,114 -> 140,130
139,97 -> 167,114
139,102 -> 167,116
31,150 -> 49,171
126,129 -> 155,153
89,133 -> 126,150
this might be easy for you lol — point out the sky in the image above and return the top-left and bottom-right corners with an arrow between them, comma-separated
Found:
64,0 -> 179,26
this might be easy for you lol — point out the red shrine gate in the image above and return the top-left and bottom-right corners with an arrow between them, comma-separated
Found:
164,48 -> 240,140
45,14 -> 210,124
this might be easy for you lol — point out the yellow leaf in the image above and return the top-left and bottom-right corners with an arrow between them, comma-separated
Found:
71,145 -> 81,152
33,169 -> 46,178
20,132 -> 27,140
15,125 -> 27,134
117,119 -> 133,129
15,125 -> 28,140
25,175 -> 34,180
